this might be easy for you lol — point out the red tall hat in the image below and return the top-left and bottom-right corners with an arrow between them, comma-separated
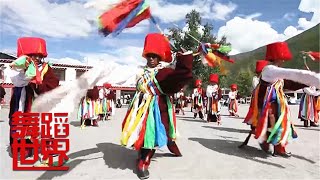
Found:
230,84 -> 237,90
209,74 -> 219,83
195,79 -> 202,86
103,83 -> 112,88
255,60 -> 269,73
142,33 -> 172,62
265,42 -> 292,61
17,37 -> 48,57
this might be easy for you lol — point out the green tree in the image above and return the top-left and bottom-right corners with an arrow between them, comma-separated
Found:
167,10 -> 230,93
235,68 -> 254,97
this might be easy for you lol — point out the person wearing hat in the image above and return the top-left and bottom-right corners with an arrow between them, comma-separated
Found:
98,83 -> 115,120
298,51 -> 320,127
243,42 -> 320,157
78,86 -> 100,127
120,33 -> 193,179
228,84 -> 239,117
241,60 -> 270,148
8,37 -> 59,159
192,79 -> 205,120
299,86 -> 320,127
175,88 -> 186,115
206,74 -> 222,124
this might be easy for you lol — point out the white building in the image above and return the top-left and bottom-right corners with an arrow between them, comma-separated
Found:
0,52 -> 135,106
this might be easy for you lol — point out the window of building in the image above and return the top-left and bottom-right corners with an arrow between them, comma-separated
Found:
53,68 -> 65,81
76,70 -> 86,78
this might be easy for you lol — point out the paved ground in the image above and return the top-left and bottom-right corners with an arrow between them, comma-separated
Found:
0,104 -> 319,180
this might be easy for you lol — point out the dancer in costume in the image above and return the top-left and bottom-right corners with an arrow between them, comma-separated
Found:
8,37 -> 59,156
78,86 -> 100,127
298,51 -> 320,127
98,83 -> 115,120
192,79 -> 205,120
206,74 -> 222,124
175,88 -> 185,115
299,87 -> 320,127
228,84 -> 239,117
243,42 -> 320,157
120,33 -> 193,179
239,60 -> 270,148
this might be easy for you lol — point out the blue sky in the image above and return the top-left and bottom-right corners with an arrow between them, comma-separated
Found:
0,0 -> 319,68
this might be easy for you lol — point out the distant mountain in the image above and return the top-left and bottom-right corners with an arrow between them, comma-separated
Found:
227,24 -> 320,74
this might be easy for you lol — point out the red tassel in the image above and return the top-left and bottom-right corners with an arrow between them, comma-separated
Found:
308,51 -> 320,61
210,44 -> 220,49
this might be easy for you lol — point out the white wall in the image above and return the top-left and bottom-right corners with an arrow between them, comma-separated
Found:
65,68 -> 76,82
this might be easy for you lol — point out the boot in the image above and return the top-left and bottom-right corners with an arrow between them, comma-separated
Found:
136,149 -> 155,179
273,145 -> 291,157
310,121 -> 319,127
167,141 -> 182,157
217,115 -> 221,125
93,119 -> 99,127
145,150 -> 155,166
259,141 -> 270,153
137,159 -> 149,179
303,120 -> 309,127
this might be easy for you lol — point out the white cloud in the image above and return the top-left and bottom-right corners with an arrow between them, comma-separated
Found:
100,38 -> 143,48
75,46 -> 145,67
283,26 -> 303,38
150,1 -> 197,23
245,13 -> 262,20
0,0 -> 94,38
83,0 -> 121,11
283,13 -> 295,21
182,24 -> 205,37
210,2 -> 237,20
298,0 -> 320,30
217,17 -> 303,55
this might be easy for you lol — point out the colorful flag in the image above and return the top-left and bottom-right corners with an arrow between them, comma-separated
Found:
98,0 -> 150,37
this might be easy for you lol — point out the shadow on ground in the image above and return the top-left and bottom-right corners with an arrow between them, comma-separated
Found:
69,121 -> 81,127
37,143 -> 138,180
178,118 -> 207,123
189,137 -> 285,168
202,126 -> 251,134
294,125 -> 320,132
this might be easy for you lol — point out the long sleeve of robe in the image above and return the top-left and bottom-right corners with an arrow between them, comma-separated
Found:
33,67 -> 59,94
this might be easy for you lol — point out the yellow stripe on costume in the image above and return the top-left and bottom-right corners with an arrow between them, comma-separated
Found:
122,96 -> 152,146
121,93 -> 142,145
121,108 -> 134,145
126,96 -> 153,147
41,64 -> 49,80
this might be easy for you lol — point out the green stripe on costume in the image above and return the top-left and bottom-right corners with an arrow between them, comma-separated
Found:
166,96 -> 176,139
144,97 -> 156,149
152,77 -> 164,94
